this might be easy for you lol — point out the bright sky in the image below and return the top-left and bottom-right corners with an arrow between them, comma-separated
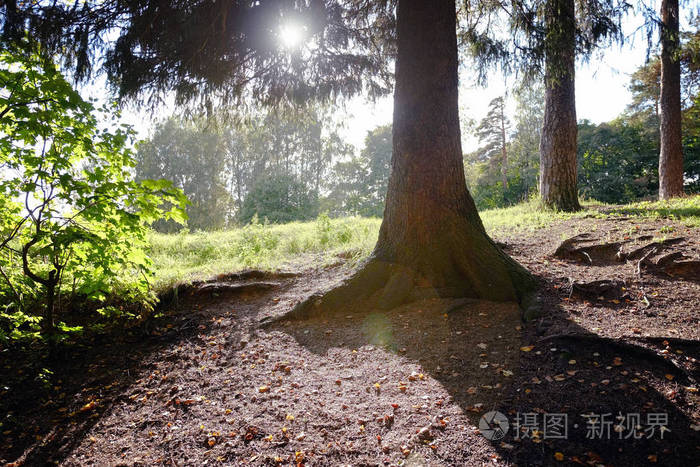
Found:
339,35 -> 651,153
109,9 -> 668,155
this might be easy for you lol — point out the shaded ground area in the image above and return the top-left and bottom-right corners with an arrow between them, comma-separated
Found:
1,212 -> 699,466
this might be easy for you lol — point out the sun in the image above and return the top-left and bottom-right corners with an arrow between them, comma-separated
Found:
279,22 -> 305,49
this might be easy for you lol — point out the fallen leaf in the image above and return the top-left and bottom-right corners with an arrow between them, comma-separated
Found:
80,401 -> 97,412
520,346 -> 534,352
554,452 -> 564,461
664,374 -> 674,381
258,385 -> 270,393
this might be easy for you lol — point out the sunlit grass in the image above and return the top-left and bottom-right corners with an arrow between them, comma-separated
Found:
601,195 -> 700,227
479,197 -> 604,236
147,216 -> 380,291
147,194 -> 700,291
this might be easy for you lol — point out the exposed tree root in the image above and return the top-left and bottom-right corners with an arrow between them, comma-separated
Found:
624,237 -> 685,260
553,233 -> 627,265
159,269 -> 298,309
553,235 -> 698,282
538,333 -> 698,384
260,248 -> 536,327
564,278 -> 628,300
654,260 -> 700,281
214,270 -> 300,281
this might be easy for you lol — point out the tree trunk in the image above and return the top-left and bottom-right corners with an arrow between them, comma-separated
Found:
500,100 -> 508,198
43,276 -> 56,337
658,0 -> 684,199
539,0 -> 581,212
312,120 -> 323,194
281,0 -> 534,320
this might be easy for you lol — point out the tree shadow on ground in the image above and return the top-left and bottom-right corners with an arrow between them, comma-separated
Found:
274,274 -> 700,466
0,285 -> 267,466
1,267 -> 697,466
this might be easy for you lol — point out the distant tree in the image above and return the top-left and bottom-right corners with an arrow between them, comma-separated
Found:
629,59 -> 662,117
135,118 -> 231,232
510,82 -> 544,199
239,173 -> 318,224
626,18 -> 700,195
359,124 -> 392,214
218,104 -> 353,222
463,150 -> 504,210
325,157 -> 370,215
577,119 -> 659,203
538,0 -> 580,211
462,0 -> 628,211
326,124 -> 391,217
464,84 -> 543,209
658,0 -> 684,199
474,96 -> 509,198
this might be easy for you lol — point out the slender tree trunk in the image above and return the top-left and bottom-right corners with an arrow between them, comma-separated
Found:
44,278 -> 56,337
539,0 -> 581,212
500,100 -> 508,198
283,0 -> 534,319
658,0 -> 684,199
313,121 -> 322,193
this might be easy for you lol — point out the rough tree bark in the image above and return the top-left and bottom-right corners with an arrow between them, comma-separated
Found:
658,0 -> 684,199
282,0 -> 534,319
539,0 -> 581,212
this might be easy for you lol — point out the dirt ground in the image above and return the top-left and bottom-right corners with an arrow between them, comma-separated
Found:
1,211 -> 699,466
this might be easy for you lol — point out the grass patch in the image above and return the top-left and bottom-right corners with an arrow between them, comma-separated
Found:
147,215 -> 380,291
601,195 -> 700,227
479,198 -> 604,236
148,194 -> 700,290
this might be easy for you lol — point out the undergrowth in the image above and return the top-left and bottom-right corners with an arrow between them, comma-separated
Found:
4,195 -> 698,344
147,214 -> 379,291
148,194 -> 700,291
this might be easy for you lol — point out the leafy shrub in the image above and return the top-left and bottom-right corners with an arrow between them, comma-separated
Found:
0,44 -> 187,342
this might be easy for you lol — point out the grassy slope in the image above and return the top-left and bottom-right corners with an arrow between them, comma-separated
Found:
147,195 -> 700,291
